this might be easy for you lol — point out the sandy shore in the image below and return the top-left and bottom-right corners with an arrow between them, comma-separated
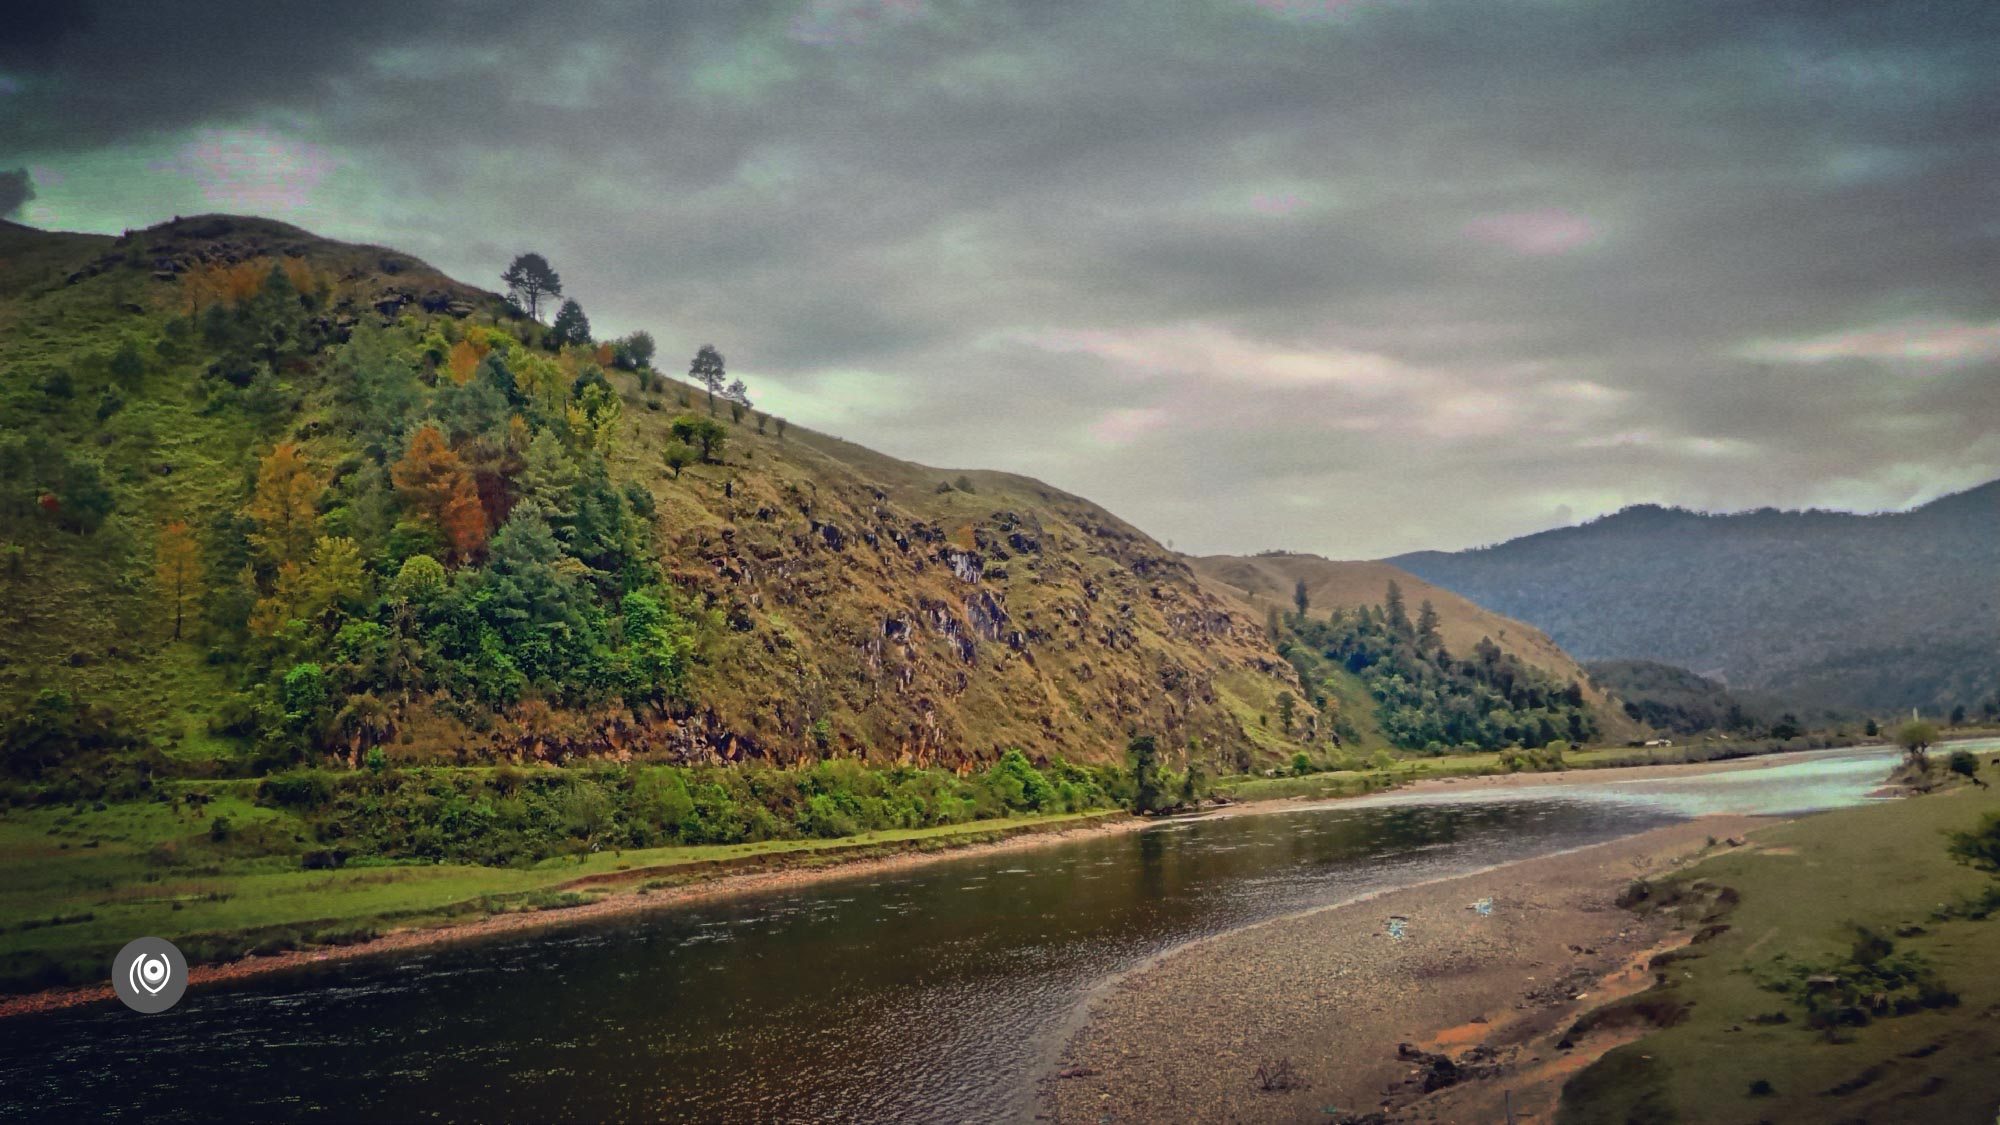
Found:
0,749 -> 1856,1022
1377,744 -> 1883,799
1040,813 -> 1774,1123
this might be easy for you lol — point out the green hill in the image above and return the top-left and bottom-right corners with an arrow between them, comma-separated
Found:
0,215 -> 1308,778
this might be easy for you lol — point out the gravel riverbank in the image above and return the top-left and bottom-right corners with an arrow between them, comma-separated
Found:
1041,814 -> 1773,1123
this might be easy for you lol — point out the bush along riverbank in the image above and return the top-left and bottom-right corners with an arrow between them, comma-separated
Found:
0,749 -> 1134,995
0,732 -> 1924,1001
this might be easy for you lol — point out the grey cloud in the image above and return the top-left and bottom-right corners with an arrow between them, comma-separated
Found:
9,0 -> 1999,556
0,169 -> 32,218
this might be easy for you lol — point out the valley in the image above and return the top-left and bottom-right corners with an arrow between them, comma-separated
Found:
1,214 -> 1991,1123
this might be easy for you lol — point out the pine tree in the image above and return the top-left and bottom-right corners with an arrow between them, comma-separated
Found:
301,535 -> 366,623
688,344 -> 726,413
1415,599 -> 1441,650
438,476 -> 488,561
1384,580 -> 1412,638
245,442 -> 323,568
392,424 -> 488,562
549,299 -> 591,349
154,520 -> 204,640
1293,577 -> 1310,617
517,429 -> 581,512
500,253 -> 562,320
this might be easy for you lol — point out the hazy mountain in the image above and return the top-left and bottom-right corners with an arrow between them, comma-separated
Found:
1392,487 -> 2000,713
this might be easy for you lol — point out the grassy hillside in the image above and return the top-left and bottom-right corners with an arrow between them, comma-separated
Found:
1193,553 -> 1646,745
0,215 -> 1306,778
1391,492 -> 2000,714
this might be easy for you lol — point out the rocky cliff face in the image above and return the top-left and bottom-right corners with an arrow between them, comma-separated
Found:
626,410 -> 1303,768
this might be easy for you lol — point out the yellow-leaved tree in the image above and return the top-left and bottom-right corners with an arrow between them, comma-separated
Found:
245,443 -> 324,568
154,519 -> 204,640
249,536 -> 366,638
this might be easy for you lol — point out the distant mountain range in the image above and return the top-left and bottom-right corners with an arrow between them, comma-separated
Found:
1390,483 -> 1999,714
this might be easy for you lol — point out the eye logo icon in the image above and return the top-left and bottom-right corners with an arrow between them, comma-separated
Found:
112,937 -> 188,1013
131,953 -> 171,995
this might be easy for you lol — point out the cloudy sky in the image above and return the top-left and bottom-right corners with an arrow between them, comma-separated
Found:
5,0 -> 1997,557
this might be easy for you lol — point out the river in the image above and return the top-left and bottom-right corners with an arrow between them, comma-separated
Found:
0,745 -> 1921,1121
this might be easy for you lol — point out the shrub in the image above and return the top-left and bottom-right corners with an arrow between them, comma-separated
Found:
259,770 -> 333,808
1948,749 -> 1980,784
797,793 -> 861,839
1500,743 -> 1567,772
1757,925 -> 1957,1029
984,749 -> 1057,813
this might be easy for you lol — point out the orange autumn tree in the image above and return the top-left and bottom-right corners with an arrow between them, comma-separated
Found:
246,442 -> 324,567
277,256 -> 322,299
181,259 -> 271,316
445,338 -> 489,386
392,424 -> 487,561
154,520 -> 205,640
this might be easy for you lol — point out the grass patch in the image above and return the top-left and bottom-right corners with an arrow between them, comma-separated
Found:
1558,784 -> 2000,1124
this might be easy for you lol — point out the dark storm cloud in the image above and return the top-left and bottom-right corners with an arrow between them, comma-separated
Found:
0,169 -> 32,219
9,0 -> 1999,555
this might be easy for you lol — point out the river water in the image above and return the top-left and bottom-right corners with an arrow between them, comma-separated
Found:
0,746 -> 1922,1122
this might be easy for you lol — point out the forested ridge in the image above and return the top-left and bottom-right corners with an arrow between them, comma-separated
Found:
1585,659 -> 1770,735
1279,582 -> 1600,754
1393,490 -> 2000,712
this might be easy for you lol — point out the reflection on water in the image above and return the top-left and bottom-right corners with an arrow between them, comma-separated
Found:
0,746 -> 1911,1122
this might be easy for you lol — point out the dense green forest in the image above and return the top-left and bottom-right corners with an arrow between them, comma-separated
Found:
1585,659 -> 1772,735
1278,583 -> 1599,753
3,260 -> 700,776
